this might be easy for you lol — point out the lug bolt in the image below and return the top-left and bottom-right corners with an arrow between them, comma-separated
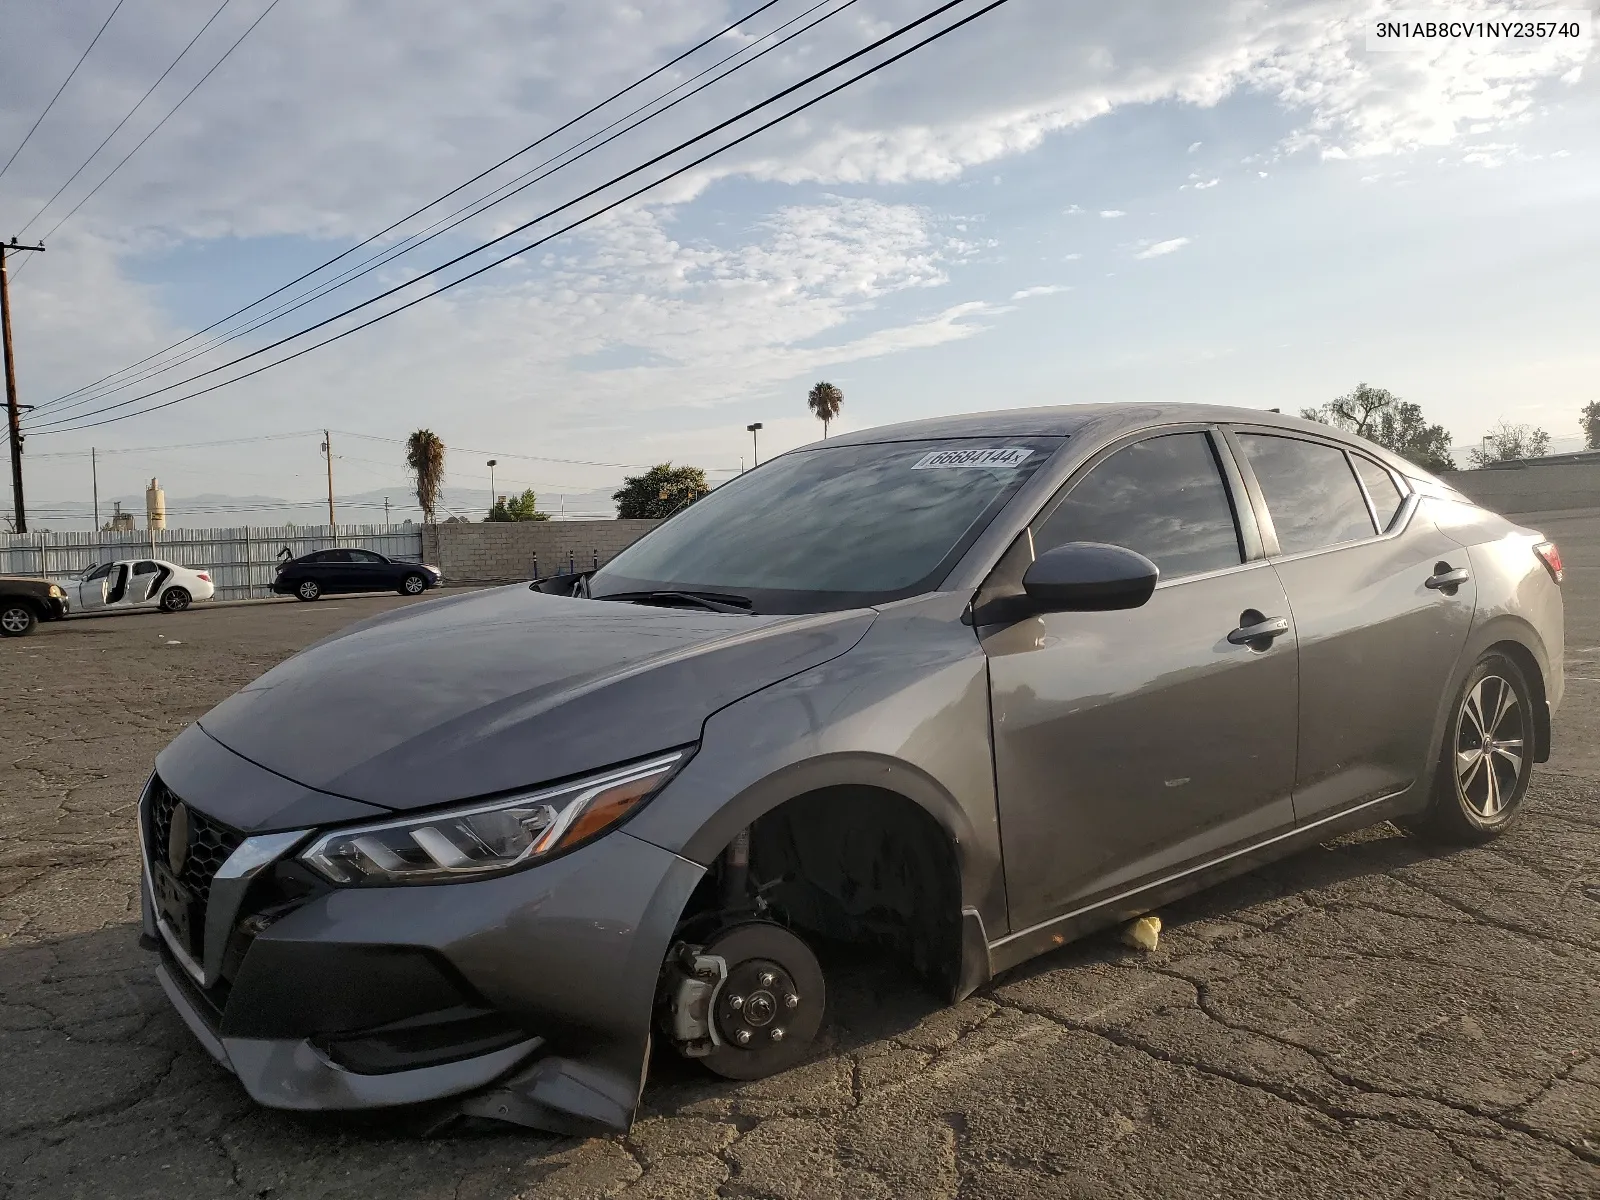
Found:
759,971 -> 776,988
770,1027 -> 785,1042
735,1029 -> 752,1046
728,994 -> 744,1011
784,993 -> 799,1009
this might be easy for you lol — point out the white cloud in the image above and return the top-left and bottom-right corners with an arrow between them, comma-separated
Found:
1011,285 -> 1069,300
1064,204 -> 1085,214
1062,252 -> 1083,260
1187,141 -> 1203,153
1134,237 -> 1191,259
1100,209 -> 1127,218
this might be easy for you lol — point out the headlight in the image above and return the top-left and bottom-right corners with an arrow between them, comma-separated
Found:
298,751 -> 687,886
49,584 -> 64,598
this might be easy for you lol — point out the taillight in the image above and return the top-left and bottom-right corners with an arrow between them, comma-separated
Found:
197,572 -> 211,582
1534,541 -> 1562,584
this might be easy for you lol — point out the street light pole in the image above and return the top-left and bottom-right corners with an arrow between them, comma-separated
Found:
746,422 -> 763,467
487,459 -> 497,517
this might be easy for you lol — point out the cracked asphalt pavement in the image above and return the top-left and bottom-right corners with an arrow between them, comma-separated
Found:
3,516 -> 1598,1199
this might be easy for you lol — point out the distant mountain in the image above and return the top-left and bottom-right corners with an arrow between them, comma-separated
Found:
26,484 -> 621,531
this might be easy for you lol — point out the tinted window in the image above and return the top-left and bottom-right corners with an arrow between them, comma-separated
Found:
317,550 -> 352,564
85,564 -> 113,581
591,437 -> 1061,612
1236,434 -> 1375,554
1353,454 -> 1405,531
348,550 -> 385,563
133,561 -> 158,575
1034,433 -> 1243,580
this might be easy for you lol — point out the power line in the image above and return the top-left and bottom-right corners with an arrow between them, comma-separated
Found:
13,0 -> 283,262
29,0 -> 1010,436
0,0 -> 130,186
30,0 -> 861,420
29,0 -> 790,414
13,1 -> 237,240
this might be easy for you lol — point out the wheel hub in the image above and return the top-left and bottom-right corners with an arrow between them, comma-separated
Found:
716,959 -> 799,1046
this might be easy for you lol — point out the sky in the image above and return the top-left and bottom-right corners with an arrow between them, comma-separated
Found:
0,0 -> 1595,529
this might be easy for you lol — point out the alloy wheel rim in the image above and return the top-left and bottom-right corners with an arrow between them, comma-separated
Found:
1,609 -> 27,631
300,583 -> 317,598
405,577 -> 423,593
1455,675 -> 1525,818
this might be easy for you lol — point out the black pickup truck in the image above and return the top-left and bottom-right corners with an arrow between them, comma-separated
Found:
1,576 -> 71,637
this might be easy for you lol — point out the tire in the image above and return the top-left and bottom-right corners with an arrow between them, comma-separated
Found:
399,573 -> 427,596
1406,652 -> 1535,843
0,603 -> 38,637
160,587 -> 191,612
296,579 -> 321,602
698,923 -> 826,1082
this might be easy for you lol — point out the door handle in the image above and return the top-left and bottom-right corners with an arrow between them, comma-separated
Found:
1227,615 -> 1290,646
1425,565 -> 1470,591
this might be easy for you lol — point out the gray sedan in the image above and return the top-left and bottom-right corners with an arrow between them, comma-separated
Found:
139,403 -> 1563,1136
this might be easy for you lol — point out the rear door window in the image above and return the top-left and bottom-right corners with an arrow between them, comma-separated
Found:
1034,432 -> 1244,580
1352,454 -> 1405,531
1235,433 -> 1376,555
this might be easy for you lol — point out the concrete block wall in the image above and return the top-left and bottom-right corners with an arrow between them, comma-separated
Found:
1441,461 -> 1600,516
423,520 -> 662,584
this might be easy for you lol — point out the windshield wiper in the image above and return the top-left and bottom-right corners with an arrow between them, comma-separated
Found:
595,590 -> 755,615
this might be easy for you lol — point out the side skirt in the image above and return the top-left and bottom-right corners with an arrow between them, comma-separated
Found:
985,788 -> 1411,977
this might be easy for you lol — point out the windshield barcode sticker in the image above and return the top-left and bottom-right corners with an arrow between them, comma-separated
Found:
912,447 -> 1034,470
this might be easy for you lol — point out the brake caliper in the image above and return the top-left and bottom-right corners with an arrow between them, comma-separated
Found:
658,942 -> 727,1059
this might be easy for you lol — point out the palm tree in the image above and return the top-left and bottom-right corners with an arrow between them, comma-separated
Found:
807,381 -> 843,439
406,430 -> 446,524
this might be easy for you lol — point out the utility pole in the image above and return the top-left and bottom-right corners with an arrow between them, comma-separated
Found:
487,458 -> 497,517
91,447 -> 99,532
747,421 -> 763,467
383,496 -> 390,526
2,238 -> 46,534
320,429 -> 336,526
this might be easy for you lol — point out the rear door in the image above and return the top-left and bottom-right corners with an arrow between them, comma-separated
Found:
130,560 -> 163,605
1225,427 -> 1477,822
982,428 -> 1301,931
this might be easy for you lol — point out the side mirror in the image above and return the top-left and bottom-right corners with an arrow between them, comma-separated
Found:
1021,542 -> 1159,612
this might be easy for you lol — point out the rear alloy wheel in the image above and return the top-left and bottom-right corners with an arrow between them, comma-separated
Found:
400,573 -> 427,596
160,587 -> 191,612
700,923 -> 825,1081
296,580 -> 321,602
0,603 -> 38,637
1409,652 -> 1535,843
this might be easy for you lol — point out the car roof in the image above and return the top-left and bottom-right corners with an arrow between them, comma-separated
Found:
821,402 -> 1340,446
815,401 -> 1443,486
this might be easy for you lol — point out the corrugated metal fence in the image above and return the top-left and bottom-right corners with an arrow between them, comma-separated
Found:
0,524 -> 425,601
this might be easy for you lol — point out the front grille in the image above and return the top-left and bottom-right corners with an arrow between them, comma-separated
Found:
145,776 -> 245,966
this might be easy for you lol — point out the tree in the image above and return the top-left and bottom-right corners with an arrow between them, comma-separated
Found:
613,463 -> 710,519
1582,400 -> 1600,451
485,489 -> 550,521
1469,420 -> 1551,468
1300,382 -> 1456,473
807,380 -> 844,439
405,430 -> 446,524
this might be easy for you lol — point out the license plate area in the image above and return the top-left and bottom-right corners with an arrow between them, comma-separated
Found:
152,862 -> 202,959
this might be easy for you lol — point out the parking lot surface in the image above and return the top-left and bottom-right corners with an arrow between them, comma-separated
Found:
2,524 -> 1597,1199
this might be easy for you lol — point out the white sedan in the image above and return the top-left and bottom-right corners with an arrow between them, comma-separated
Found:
74,559 -> 216,614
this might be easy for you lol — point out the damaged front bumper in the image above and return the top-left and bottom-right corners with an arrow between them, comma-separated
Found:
138,767 -> 704,1136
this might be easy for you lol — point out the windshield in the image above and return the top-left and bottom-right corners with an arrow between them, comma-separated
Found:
589,436 -> 1062,613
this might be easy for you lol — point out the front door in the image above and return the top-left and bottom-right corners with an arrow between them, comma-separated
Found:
982,430 -> 1301,932
343,549 -> 391,591
1228,429 -> 1477,821
104,563 -> 131,606
77,563 -> 112,610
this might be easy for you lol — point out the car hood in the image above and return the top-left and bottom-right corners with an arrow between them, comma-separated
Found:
197,586 -> 876,809
2,576 -> 55,594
